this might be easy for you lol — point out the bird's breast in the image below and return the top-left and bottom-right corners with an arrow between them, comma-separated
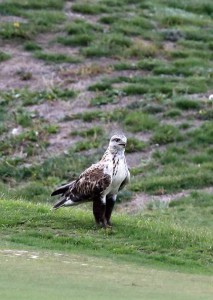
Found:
110,159 -> 127,191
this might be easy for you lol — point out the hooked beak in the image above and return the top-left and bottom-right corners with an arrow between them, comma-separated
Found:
118,142 -> 126,147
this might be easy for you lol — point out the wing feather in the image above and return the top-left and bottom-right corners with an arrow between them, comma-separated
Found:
62,163 -> 111,203
74,164 -> 111,198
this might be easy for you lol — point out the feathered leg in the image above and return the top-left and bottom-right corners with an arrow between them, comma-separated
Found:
93,198 -> 107,228
105,195 -> 116,226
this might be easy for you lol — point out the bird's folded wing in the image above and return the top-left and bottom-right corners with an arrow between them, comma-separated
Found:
73,164 -> 112,197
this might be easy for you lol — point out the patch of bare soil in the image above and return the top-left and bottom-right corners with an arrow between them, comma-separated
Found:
0,44 -> 60,90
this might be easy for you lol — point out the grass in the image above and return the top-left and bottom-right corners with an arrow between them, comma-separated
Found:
58,34 -> 94,47
71,2 -> 111,15
0,88 -> 77,106
34,51 -> 81,64
125,137 -> 147,153
0,197 -> 213,275
0,51 -> 11,62
131,165 -> 213,194
23,41 -> 42,51
151,124 -> 182,145
1,251 -> 212,300
124,112 -> 158,132
0,0 -> 213,283
71,126 -> 104,138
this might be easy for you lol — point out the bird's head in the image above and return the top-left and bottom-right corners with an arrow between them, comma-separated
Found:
109,134 -> 127,153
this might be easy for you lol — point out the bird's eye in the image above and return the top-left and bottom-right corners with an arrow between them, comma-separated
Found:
115,138 -> 120,142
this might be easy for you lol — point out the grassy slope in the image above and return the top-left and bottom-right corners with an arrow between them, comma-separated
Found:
0,0 -> 213,286
0,0 -> 212,199
0,197 -> 212,275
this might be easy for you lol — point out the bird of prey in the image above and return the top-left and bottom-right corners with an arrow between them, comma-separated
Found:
51,134 -> 130,227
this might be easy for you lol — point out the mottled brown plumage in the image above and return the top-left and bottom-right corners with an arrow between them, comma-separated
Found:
51,134 -> 130,227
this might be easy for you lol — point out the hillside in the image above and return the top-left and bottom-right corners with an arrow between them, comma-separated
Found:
0,0 -> 213,206
0,0 -> 213,287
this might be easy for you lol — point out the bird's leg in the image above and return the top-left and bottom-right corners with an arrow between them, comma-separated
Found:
105,195 -> 116,226
93,197 -> 107,228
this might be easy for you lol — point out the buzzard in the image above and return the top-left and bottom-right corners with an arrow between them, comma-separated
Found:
51,134 -> 130,227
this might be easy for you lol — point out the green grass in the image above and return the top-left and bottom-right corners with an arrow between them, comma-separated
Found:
0,51 -> 11,62
124,112 -> 158,132
0,1 -> 213,290
23,41 -> 42,51
71,126 -> 104,138
151,124 -> 182,145
82,33 -> 132,58
71,2 -> 111,15
174,98 -> 201,110
131,163 -> 213,194
0,198 -> 213,275
0,88 -> 77,106
1,250 -> 212,300
58,34 -> 94,47
0,0 -> 65,11
125,137 -> 147,153
169,192 -> 213,230
34,51 -> 82,64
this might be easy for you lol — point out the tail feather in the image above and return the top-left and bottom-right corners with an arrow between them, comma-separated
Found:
52,198 -> 67,210
51,181 -> 75,196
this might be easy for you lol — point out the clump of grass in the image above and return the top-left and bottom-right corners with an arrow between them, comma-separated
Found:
90,95 -> 115,106
151,124 -> 181,145
164,109 -> 182,118
0,22 -> 34,40
15,110 -> 33,128
137,59 -> 164,71
66,19 -> 102,35
125,137 -> 146,153
44,124 -> 59,134
142,104 -> 165,114
82,33 -> 132,58
90,90 -> 124,106
113,62 -> 137,71
123,84 -> 149,95
125,40 -> 158,58
57,34 -> 94,47
23,41 -> 42,51
99,15 -> 118,24
71,126 -> 104,138
175,98 -> 201,110
178,122 -> 191,130
34,51 -> 82,64
88,82 -> 112,92
0,51 -> 11,62
74,140 -> 100,152
71,111 -> 105,122
72,3 -> 111,14
26,10 -> 66,33
183,28 -> 211,42
0,0 -> 65,10
124,112 -> 158,132
187,122 -> 213,146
